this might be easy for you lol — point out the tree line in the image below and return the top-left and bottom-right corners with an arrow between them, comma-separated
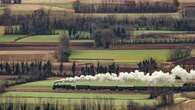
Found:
0,0 -> 21,4
182,7 -> 195,18
2,8 -> 195,49
137,58 -> 158,74
58,62 -> 120,77
0,61 -> 52,80
73,0 -> 178,13
1,9 -> 195,35
113,38 -> 195,45
0,8 -> 53,35
1,8 -> 195,35
80,62 -> 120,76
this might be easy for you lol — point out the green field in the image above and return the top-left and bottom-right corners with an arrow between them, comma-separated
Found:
0,34 -> 94,43
0,80 -> 4,84
133,30 -> 191,36
16,35 -> 60,42
13,78 -> 183,89
15,79 -> 55,88
41,3 -> 74,9
0,92 -> 156,105
0,35 -> 26,42
70,50 -> 171,64
1,92 -> 150,100
0,6 -> 5,15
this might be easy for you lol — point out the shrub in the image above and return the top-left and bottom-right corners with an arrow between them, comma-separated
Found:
169,48 -> 192,61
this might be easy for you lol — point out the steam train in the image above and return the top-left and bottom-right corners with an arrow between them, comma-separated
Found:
52,82 -> 195,92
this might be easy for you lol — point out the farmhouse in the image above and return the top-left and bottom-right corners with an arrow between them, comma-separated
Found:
0,0 -> 21,4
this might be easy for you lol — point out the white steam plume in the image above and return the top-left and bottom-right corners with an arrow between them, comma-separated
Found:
56,66 -> 195,85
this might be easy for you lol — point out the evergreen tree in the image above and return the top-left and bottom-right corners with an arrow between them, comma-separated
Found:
46,60 -> 52,76
57,33 -> 70,62
137,58 -> 158,74
173,0 -> 180,7
59,62 -> 64,75
72,61 -> 76,76
14,63 -> 20,75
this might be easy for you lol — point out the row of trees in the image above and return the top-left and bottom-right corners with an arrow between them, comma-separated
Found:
58,62 -> 120,76
19,9 -> 53,35
0,0 -> 21,4
0,8 -> 53,35
2,9 -> 195,33
94,25 -> 130,48
182,7 -> 195,18
80,63 -> 120,76
73,1 -> 178,13
113,38 -> 195,45
137,49 -> 191,74
0,61 -> 52,80
1,8 -> 195,35
137,58 -> 158,74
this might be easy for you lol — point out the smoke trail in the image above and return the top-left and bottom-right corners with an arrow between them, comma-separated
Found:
56,66 -> 195,85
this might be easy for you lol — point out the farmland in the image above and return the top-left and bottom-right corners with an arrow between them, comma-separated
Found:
0,92 -> 156,110
0,35 -> 26,42
78,13 -> 181,20
0,50 -> 55,62
16,35 -> 60,42
1,92 -> 152,101
133,31 -> 192,36
0,0 -> 195,110
70,50 -> 170,64
0,49 -> 193,64
12,78 -> 183,89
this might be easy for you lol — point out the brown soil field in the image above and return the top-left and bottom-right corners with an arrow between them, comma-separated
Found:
174,34 -> 195,39
1,42 -> 195,50
22,0 -> 75,4
173,57 -> 195,65
21,0 -> 195,4
0,75 -> 18,80
0,50 -> 55,62
8,4 -> 74,14
0,50 -> 54,55
159,100 -> 195,110
0,42 -> 94,50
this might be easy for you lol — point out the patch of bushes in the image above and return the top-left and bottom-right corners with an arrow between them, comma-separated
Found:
169,48 -> 192,61
137,58 -> 158,74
